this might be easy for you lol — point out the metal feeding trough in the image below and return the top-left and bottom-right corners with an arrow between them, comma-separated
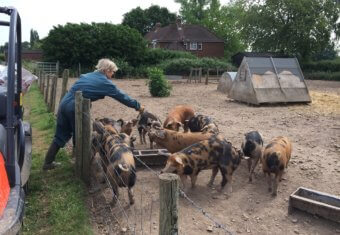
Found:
289,187 -> 340,223
133,149 -> 169,167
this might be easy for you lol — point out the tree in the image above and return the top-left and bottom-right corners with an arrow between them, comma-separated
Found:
30,29 -> 39,48
241,0 -> 340,61
176,0 -> 247,58
122,5 -> 176,35
175,0 -> 211,24
42,23 -> 147,68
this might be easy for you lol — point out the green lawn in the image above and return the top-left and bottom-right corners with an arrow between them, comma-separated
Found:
22,83 -> 92,234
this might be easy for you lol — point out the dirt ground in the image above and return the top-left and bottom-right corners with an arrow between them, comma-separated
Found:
57,78 -> 340,235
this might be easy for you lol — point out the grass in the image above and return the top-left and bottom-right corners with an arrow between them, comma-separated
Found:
22,83 -> 92,234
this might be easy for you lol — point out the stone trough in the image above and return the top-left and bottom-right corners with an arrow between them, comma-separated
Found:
288,187 -> 340,223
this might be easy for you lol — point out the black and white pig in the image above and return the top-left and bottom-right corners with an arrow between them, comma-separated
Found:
241,131 -> 263,182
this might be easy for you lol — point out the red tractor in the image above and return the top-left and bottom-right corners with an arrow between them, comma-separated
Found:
0,7 -> 32,234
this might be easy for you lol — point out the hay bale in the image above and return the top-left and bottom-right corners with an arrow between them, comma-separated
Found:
217,72 -> 236,94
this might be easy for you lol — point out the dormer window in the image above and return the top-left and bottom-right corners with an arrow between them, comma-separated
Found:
190,42 -> 197,50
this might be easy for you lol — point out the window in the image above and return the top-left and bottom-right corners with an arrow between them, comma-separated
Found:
198,43 -> 202,50
190,42 -> 197,50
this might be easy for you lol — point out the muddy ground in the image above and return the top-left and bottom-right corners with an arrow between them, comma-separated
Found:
56,78 -> 340,235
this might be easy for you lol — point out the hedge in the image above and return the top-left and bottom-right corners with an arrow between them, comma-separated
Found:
158,57 -> 236,75
304,71 -> 340,81
301,59 -> 340,73
143,48 -> 196,65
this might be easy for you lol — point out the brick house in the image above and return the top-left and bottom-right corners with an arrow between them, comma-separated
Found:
5,50 -> 43,61
144,20 -> 224,58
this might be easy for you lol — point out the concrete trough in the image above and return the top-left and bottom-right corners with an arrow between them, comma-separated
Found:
289,187 -> 340,223
133,149 -> 169,168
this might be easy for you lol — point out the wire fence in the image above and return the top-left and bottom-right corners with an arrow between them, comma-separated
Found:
84,110 -> 234,235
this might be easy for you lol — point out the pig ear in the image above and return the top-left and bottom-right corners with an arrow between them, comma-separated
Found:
113,121 -> 122,133
174,156 -> 183,165
155,130 -> 166,139
200,126 -> 208,132
130,119 -> 138,126
165,121 -> 173,129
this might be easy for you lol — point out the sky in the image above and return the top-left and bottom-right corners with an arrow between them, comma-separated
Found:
0,0 -> 230,46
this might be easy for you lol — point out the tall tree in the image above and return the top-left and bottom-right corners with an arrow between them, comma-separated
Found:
241,0 -> 340,60
30,29 -> 39,48
176,0 -> 247,58
122,5 -> 176,35
175,0 -> 211,24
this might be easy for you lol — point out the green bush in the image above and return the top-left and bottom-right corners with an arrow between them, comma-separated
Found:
301,59 -> 340,73
143,48 -> 196,65
114,58 -> 134,78
147,67 -> 171,97
0,53 -> 5,62
304,71 -> 340,81
158,58 -> 236,75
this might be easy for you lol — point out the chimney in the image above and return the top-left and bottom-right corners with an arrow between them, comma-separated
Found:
154,22 -> 161,32
176,18 -> 182,30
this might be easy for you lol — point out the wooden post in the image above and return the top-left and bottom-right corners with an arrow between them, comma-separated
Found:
205,69 -> 210,85
48,75 -> 55,112
199,68 -> 202,83
41,72 -> 45,93
45,74 -> 50,104
75,91 -> 83,176
159,173 -> 179,235
56,61 -> 60,77
81,98 -> 91,185
51,75 -> 58,114
60,69 -> 69,103
188,68 -> 193,83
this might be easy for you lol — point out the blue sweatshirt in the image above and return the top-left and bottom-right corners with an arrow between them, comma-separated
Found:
60,71 -> 140,111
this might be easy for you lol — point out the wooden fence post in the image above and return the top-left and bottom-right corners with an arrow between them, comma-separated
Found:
82,98 -> 91,185
75,91 -> 83,176
50,75 -> 58,113
159,173 -> 179,235
48,75 -> 55,112
40,72 -> 45,93
205,69 -> 210,85
45,74 -> 50,104
199,67 -> 202,83
60,69 -> 69,103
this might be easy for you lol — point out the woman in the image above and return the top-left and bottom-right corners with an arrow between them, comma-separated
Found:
43,58 -> 144,170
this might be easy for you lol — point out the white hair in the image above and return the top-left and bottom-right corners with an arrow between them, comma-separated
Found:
95,58 -> 118,73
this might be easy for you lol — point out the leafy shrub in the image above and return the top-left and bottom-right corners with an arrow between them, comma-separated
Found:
158,58 -> 236,75
114,59 -> 134,78
301,59 -> 340,73
147,67 -> 171,97
143,48 -> 196,65
304,71 -> 340,81
0,53 -> 5,62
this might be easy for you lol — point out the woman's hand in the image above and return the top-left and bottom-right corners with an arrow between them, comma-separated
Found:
139,105 -> 145,113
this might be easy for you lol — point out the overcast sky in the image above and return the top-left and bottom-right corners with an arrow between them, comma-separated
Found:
0,0 -> 230,46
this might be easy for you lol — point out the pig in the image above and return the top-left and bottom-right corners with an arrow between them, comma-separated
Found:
163,105 -> 195,131
91,120 -> 136,205
148,123 -> 213,153
183,114 -> 219,134
241,131 -> 263,182
97,117 -> 137,136
261,136 -> 292,196
161,134 -> 244,194
96,117 -> 137,147
136,111 -> 162,147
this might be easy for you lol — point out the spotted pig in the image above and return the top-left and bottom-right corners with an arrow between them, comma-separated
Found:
261,136 -> 292,196
184,114 -> 219,134
91,120 -> 136,205
137,111 -> 162,148
161,134 -> 244,194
